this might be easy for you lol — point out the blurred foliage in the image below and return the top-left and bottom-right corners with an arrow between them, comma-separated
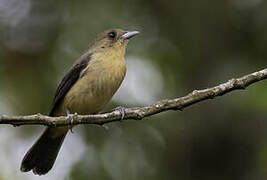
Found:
1,0 -> 267,179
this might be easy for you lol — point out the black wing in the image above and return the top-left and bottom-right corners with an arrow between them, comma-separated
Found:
49,53 -> 91,116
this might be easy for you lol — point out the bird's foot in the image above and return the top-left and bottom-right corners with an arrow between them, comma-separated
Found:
113,106 -> 126,120
66,109 -> 77,133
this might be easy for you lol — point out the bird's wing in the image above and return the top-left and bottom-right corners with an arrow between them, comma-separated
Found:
49,53 -> 91,116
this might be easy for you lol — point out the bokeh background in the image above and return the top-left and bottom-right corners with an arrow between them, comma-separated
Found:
0,0 -> 267,179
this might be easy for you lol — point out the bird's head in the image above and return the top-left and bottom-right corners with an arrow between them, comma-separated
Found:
89,29 -> 139,53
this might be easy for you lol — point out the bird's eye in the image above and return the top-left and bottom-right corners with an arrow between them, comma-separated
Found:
108,31 -> 116,39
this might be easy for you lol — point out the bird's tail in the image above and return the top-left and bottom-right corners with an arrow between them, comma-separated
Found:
20,127 -> 68,175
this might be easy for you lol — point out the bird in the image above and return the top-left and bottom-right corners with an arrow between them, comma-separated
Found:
20,29 -> 139,175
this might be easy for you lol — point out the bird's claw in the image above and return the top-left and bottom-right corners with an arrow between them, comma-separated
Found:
66,109 -> 77,133
114,106 -> 126,120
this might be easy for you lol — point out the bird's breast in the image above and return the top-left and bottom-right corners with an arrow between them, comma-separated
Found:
62,56 -> 126,115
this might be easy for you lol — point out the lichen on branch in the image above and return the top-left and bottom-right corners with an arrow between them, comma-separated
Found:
0,68 -> 267,127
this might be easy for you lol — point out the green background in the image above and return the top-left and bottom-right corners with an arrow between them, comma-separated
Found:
0,0 -> 267,179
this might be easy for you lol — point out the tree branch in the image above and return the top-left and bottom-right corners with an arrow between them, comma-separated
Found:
1,68 -> 267,127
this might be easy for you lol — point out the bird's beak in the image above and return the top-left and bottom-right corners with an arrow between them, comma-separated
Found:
121,31 -> 139,40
